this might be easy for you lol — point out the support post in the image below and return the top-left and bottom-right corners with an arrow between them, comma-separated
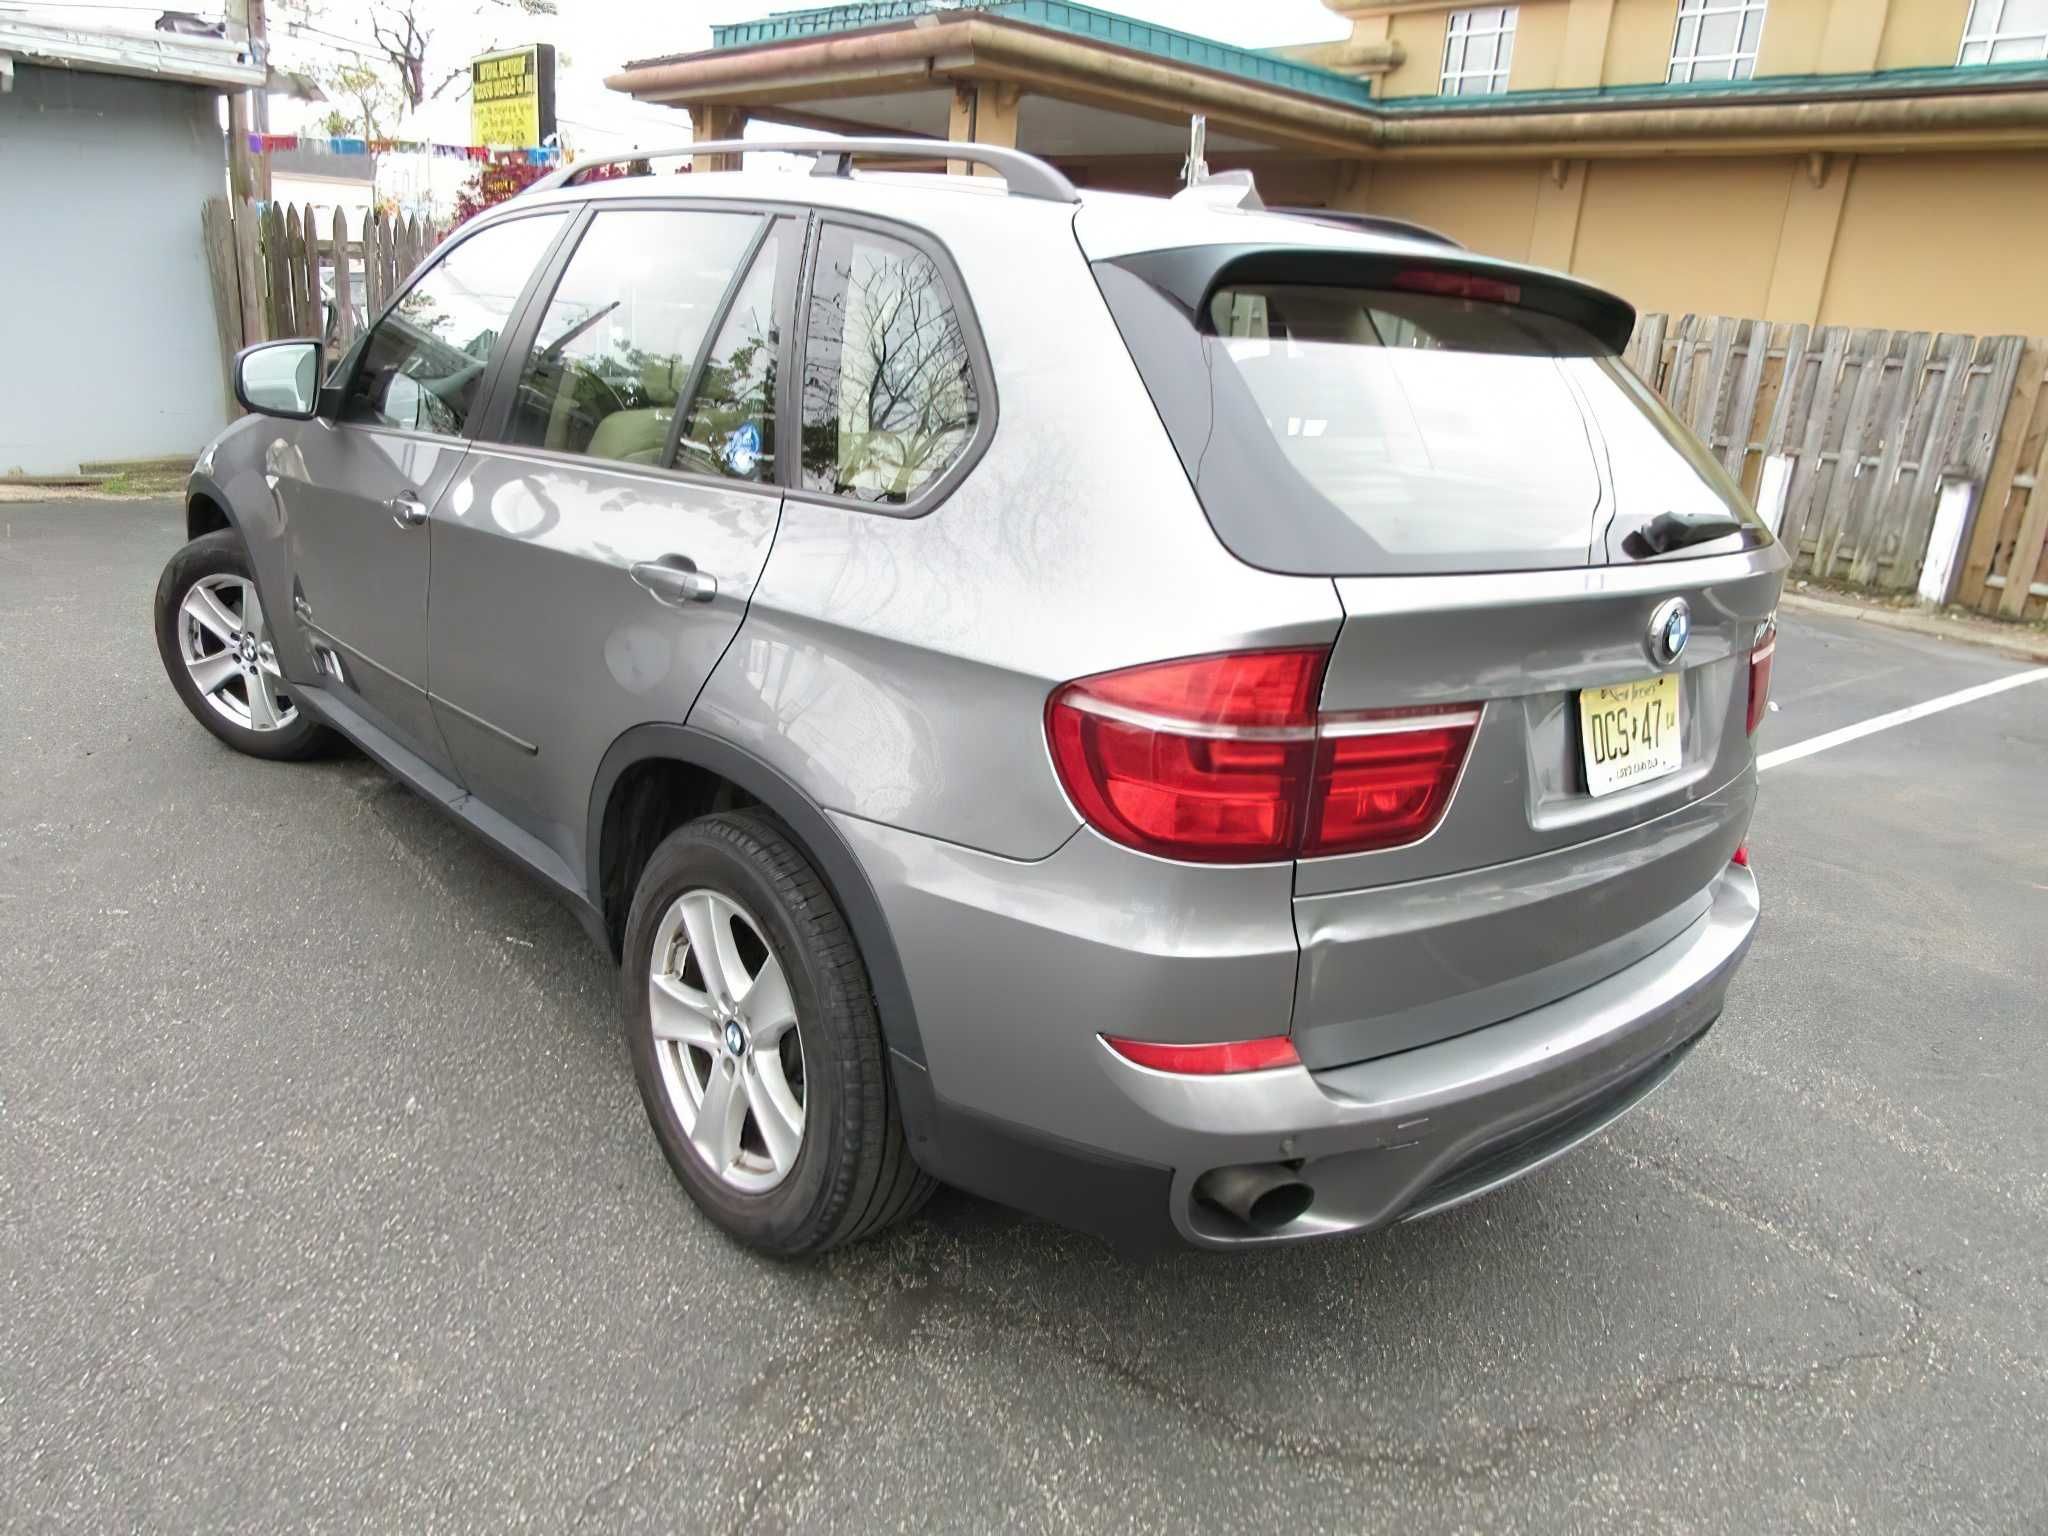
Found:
946,81 -> 1020,176
689,104 -> 750,172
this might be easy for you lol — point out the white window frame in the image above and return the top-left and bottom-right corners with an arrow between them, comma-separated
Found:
1440,7 -> 1517,97
1668,0 -> 1768,84
1959,0 -> 2048,65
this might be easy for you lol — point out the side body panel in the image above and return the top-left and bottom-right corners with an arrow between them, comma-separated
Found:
278,420 -> 467,776
427,451 -> 780,868
690,197 -> 1347,860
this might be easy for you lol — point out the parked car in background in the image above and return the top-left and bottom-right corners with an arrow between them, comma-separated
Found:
156,140 -> 1783,1256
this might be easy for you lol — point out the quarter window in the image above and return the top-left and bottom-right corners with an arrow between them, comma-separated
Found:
500,209 -> 762,467
343,213 -> 565,436
798,225 -> 980,506
1669,0 -> 1767,83
675,230 -> 784,483
1440,7 -> 1516,96
1959,0 -> 2048,64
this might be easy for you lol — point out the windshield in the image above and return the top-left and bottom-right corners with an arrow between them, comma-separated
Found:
1097,267 -> 1769,576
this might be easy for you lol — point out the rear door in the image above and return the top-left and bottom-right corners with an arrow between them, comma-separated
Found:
423,203 -> 799,871
1093,252 -> 1785,1065
284,210 -> 568,776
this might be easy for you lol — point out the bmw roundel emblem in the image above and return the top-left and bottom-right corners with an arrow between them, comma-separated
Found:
1647,597 -> 1691,668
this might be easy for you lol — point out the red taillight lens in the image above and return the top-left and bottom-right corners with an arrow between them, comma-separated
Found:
1103,1033 -> 1301,1074
1747,618 -> 1777,736
1731,842 -> 1749,867
1046,651 -> 1477,863
1305,707 -> 1479,856
1045,649 -> 1324,863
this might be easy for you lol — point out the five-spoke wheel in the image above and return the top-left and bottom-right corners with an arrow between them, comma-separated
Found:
154,528 -> 335,761
176,573 -> 297,733
622,811 -> 935,1254
648,889 -> 807,1192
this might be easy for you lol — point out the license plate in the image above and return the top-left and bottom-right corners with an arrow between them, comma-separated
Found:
1579,673 -> 1682,797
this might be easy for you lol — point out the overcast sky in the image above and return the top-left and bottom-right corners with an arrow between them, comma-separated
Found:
9,0 -> 1350,151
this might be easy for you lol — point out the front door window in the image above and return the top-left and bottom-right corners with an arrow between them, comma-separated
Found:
343,212 -> 567,436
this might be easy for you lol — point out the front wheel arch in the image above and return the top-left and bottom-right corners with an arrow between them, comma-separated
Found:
187,490 -> 231,543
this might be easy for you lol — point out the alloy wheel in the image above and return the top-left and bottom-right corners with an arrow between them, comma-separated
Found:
648,889 -> 807,1193
177,574 -> 297,732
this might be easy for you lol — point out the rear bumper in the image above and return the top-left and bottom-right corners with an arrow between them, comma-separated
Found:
842,811 -> 1757,1252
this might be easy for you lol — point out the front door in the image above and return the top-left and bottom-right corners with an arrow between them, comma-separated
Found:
282,209 -> 569,777
425,205 -> 799,869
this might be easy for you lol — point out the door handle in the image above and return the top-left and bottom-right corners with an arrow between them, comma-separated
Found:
631,558 -> 718,606
387,494 -> 429,528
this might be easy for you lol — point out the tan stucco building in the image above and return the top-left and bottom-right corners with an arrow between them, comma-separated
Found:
607,0 -> 2048,337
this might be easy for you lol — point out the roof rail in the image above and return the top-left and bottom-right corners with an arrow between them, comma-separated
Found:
524,136 -> 1082,204
1267,206 -> 1465,250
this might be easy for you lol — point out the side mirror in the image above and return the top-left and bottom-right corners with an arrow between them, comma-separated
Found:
235,339 -> 321,420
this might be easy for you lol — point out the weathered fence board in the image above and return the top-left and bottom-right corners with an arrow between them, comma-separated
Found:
201,197 -> 440,417
1627,313 -> 2045,618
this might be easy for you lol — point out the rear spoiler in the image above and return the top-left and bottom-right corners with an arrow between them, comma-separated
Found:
1105,243 -> 1637,355
1267,207 -> 1464,250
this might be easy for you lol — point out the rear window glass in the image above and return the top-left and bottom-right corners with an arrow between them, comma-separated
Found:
1099,269 -> 1766,576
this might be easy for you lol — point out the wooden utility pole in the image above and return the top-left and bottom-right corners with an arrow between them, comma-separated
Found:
225,0 -> 272,201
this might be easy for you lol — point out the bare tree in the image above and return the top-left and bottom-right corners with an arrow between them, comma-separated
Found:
282,0 -> 558,112
366,0 -> 559,109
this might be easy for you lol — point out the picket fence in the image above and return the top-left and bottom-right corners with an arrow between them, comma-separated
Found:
1626,313 -> 2048,619
200,196 -> 439,396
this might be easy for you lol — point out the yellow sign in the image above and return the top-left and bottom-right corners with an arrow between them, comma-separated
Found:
471,45 -> 555,147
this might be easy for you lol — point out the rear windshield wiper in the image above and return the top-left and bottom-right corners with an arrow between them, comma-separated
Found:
1623,510 -> 1744,559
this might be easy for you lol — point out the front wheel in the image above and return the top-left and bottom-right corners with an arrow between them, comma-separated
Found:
622,810 -> 933,1255
153,529 -> 336,761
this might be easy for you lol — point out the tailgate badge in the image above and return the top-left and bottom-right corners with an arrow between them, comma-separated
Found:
1647,598 -> 1691,667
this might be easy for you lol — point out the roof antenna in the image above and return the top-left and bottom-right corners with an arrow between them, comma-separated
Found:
1180,113 -> 1209,187
1174,113 -> 1263,209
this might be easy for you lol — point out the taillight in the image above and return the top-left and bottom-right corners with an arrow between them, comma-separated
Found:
1306,706 -> 1480,855
1731,842 -> 1749,867
1747,617 -> 1776,735
1045,650 -> 1477,864
1045,648 -> 1323,863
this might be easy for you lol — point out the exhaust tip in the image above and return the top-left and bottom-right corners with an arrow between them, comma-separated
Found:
1195,1164 -> 1314,1234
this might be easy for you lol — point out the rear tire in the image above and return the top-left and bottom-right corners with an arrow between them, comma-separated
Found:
154,529 -> 337,762
622,810 -> 934,1256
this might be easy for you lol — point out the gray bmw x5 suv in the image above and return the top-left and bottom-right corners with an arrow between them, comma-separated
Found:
155,140 -> 1783,1255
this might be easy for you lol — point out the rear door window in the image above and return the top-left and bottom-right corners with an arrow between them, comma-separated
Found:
797,224 -> 980,506
497,209 -> 762,467
343,212 -> 566,437
674,228 -> 784,484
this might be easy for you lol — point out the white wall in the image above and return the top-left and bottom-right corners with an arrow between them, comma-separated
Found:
0,64 -> 230,473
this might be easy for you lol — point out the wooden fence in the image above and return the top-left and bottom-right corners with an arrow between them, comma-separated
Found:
200,196 -> 439,404
1626,313 -> 2048,620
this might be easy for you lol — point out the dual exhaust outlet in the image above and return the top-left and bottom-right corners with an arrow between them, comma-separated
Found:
1194,1163 -> 1314,1234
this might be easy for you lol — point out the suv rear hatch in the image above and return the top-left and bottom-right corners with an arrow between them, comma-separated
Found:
1087,226 -> 1785,1067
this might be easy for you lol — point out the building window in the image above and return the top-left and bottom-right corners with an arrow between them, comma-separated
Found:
1668,0 -> 1767,83
1959,0 -> 2048,65
1440,8 -> 1516,96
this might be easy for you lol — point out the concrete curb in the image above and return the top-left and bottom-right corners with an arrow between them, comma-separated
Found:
1779,590 -> 2048,664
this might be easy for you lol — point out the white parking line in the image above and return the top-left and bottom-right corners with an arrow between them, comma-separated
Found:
1758,666 -> 2048,772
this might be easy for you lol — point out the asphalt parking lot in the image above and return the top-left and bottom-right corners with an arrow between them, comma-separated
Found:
4,498 -> 2045,1533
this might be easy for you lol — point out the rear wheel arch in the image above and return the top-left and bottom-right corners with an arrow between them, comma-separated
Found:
588,726 -> 929,1071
